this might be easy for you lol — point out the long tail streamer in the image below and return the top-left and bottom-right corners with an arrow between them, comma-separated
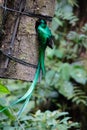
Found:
0,49 -> 44,117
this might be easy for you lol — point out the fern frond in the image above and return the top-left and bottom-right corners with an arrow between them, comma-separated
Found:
67,0 -> 78,6
71,87 -> 87,106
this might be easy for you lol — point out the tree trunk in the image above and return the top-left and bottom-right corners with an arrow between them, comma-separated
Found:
0,0 -> 55,81
0,0 -> 4,40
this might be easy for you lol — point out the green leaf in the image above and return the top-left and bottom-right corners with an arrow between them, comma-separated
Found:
0,105 -> 15,120
53,17 -> 63,27
0,83 -> 10,94
60,117 -> 71,124
57,112 -> 69,118
59,63 -> 71,81
45,70 -> 55,86
3,126 -> 15,130
70,65 -> 87,85
54,49 -> 65,59
68,0 -> 78,6
51,17 -> 59,31
46,48 -> 55,59
57,124 -> 68,130
59,81 -> 73,98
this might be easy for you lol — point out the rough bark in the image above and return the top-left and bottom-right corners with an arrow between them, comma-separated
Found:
0,0 -> 55,81
0,0 -> 4,39
0,1 -> 2,27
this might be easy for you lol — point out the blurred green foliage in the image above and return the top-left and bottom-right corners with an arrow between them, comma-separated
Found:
0,0 -> 87,129
0,83 -> 10,95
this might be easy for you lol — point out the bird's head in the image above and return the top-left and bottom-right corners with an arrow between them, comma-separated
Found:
35,19 -> 47,32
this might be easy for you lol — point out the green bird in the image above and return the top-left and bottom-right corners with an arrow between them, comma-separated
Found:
0,19 -> 53,117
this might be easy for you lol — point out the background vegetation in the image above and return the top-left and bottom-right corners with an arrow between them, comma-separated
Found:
0,0 -> 87,129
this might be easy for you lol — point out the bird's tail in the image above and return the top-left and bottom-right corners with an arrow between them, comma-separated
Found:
0,62 -> 41,116
40,48 -> 45,76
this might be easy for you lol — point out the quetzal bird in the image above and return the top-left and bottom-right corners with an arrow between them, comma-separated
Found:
0,19 -> 53,117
